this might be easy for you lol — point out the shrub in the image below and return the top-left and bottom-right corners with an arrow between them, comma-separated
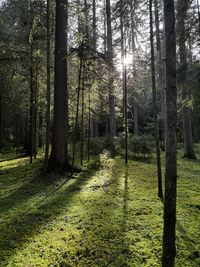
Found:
129,134 -> 154,158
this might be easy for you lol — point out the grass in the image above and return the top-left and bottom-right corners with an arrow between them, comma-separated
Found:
0,147 -> 199,267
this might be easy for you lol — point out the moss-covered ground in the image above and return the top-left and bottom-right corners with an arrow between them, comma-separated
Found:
0,147 -> 199,267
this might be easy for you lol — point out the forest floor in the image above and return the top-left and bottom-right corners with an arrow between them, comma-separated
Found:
0,147 -> 200,267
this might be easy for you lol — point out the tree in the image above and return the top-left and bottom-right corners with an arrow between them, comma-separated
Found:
154,0 -> 166,145
149,0 -> 163,200
44,0 -> 51,170
48,0 -> 69,171
162,0 -> 177,266
177,0 -> 196,159
106,0 -> 116,139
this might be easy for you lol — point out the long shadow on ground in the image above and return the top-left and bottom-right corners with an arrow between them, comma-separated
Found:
0,160 -> 98,263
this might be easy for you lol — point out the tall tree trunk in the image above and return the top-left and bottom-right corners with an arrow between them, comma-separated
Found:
92,0 -> 97,51
0,79 -> 3,153
154,0 -> 166,146
103,0 -> 107,54
106,0 -> 116,139
177,0 -> 196,159
44,0 -> 51,170
33,62 -> 39,159
80,66 -> 85,166
124,53 -> 128,164
49,0 -> 69,171
120,0 -> 125,118
130,0 -> 138,135
88,93 -> 91,161
162,0 -> 177,266
150,0 -> 163,200
72,58 -> 83,172
29,44 -> 34,164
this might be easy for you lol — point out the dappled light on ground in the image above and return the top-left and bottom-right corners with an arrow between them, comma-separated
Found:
0,149 -> 199,266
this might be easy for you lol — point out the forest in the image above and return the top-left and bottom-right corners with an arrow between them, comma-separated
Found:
0,0 -> 199,266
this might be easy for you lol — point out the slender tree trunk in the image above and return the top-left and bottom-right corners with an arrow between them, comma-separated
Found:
29,44 -> 34,164
124,54 -> 128,164
120,0 -> 125,118
154,0 -> 166,146
106,0 -> 116,139
92,0 -> 97,51
72,58 -> 83,172
49,0 -> 69,171
0,80 -> 3,153
88,93 -> 91,161
33,62 -> 39,159
103,0 -> 107,54
162,0 -> 177,266
150,0 -> 163,200
80,66 -> 85,166
133,101 -> 138,135
177,0 -> 196,159
130,0 -> 138,136
44,0 -> 51,170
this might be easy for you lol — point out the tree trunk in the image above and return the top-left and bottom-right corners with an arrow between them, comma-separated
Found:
49,0 -> 69,171
133,101 -> 138,135
154,0 -> 166,146
130,0 -> 139,136
106,0 -> 116,139
33,62 -> 39,159
44,0 -> 51,170
162,0 -> 177,266
0,80 -> 3,153
80,66 -> 85,166
72,58 -> 83,172
150,0 -> 163,200
177,0 -> 196,159
92,0 -> 97,51
88,93 -> 91,161
29,44 -> 34,164
124,57 -> 128,164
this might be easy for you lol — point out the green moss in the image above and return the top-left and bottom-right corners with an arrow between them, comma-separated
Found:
0,147 -> 199,266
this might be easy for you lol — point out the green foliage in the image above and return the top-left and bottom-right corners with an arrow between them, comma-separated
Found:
129,135 -> 154,158
89,137 -> 115,155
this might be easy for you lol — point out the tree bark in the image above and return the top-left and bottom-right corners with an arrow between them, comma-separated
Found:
92,0 -> 97,51
0,79 -> 3,153
162,0 -> 177,266
44,0 -> 51,170
150,0 -> 163,200
106,0 -> 116,139
130,0 -> 138,135
49,0 -> 69,171
29,44 -> 34,164
88,93 -> 91,161
154,0 -> 166,146
72,58 -> 83,172
80,66 -> 85,166
177,0 -> 196,159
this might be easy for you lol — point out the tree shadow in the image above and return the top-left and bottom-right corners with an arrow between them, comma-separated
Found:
0,161 -> 52,214
0,162 -> 98,263
56,163 -> 132,266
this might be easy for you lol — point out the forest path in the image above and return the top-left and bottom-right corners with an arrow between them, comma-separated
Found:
0,151 -> 199,267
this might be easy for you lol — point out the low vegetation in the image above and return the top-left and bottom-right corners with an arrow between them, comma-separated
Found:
0,146 -> 199,266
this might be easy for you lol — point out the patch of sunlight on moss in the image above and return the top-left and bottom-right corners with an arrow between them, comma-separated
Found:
0,147 -> 200,266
